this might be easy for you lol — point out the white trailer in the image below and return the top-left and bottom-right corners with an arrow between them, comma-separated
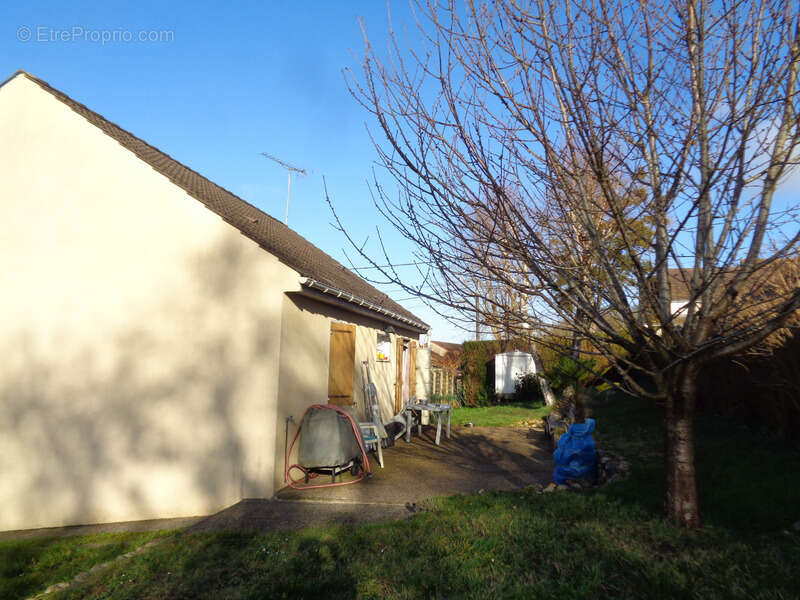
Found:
494,351 -> 536,398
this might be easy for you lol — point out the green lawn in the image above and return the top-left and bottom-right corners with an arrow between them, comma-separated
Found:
6,397 -> 800,599
588,391 -> 800,533
0,531 -> 170,600
451,401 -> 551,427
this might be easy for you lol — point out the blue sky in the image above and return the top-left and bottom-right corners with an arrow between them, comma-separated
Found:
1,1 -> 469,341
4,3 -> 798,343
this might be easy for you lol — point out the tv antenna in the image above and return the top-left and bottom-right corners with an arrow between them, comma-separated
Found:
261,152 -> 307,226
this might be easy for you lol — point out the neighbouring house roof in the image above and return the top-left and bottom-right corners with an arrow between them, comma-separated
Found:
668,267 -> 740,303
430,340 -> 462,355
430,340 -> 462,370
8,70 -> 428,332
668,269 -> 693,302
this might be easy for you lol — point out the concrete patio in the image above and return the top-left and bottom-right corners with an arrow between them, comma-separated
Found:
187,423 -> 553,533
276,424 -> 553,505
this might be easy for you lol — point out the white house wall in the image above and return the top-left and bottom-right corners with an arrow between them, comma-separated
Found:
670,300 -> 691,321
0,74 -> 301,531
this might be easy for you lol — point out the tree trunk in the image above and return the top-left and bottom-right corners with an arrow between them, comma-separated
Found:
570,331 -> 582,360
664,369 -> 701,528
571,305 -> 583,360
537,375 -> 557,407
530,349 -> 557,407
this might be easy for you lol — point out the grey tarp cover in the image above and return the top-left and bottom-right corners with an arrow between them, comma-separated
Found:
298,407 -> 362,469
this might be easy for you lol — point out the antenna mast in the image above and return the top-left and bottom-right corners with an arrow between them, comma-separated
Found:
261,152 -> 307,225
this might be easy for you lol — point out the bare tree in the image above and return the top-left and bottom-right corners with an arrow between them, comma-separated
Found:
338,0 -> 800,527
467,191 -> 534,341
543,158 -> 654,357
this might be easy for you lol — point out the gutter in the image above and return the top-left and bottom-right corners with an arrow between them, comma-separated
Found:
298,277 -> 429,333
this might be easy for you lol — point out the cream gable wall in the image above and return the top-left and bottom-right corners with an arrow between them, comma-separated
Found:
0,74 -> 301,530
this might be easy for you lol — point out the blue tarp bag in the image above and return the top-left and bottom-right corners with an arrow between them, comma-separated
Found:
553,418 -> 597,484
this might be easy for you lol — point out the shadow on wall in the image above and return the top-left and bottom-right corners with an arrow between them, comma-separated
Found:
0,234 -> 278,530
278,292 -> 399,423
275,292 -> 375,493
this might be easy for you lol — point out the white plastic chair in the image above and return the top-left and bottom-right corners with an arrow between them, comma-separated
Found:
359,423 -> 384,468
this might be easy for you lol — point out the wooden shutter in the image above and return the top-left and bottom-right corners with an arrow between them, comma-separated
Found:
328,323 -> 356,405
409,341 -> 417,398
394,337 -> 404,412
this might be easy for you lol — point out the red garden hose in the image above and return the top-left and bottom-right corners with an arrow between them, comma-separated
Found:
284,404 -> 372,489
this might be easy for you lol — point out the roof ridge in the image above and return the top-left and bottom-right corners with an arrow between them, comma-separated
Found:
0,69 -> 30,89
6,70 -> 427,329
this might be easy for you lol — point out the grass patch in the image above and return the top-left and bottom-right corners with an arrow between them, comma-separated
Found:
52,490 -> 799,599
18,394 -> 800,599
451,401 -> 550,427
0,530 -> 171,599
589,391 -> 800,533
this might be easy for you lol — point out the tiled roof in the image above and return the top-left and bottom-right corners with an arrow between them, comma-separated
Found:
431,340 -> 462,354
668,267 -> 739,302
668,269 -> 692,301
12,71 -> 427,330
